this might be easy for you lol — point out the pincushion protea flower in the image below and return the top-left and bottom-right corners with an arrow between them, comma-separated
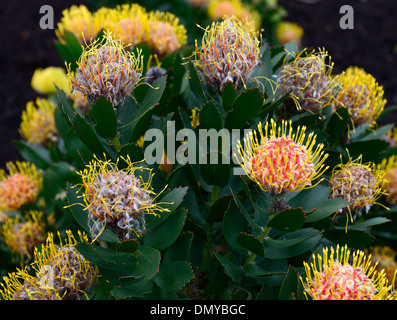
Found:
366,246 -> 397,285
19,98 -> 58,146
334,66 -> 386,130
0,230 -> 98,300
74,155 -> 170,240
300,245 -> 394,300
277,49 -> 338,112
31,66 -> 70,95
105,4 -> 148,50
146,10 -> 187,57
2,210 -> 45,260
276,21 -> 304,45
329,154 -> 387,222
56,4 -> 102,45
69,31 -> 143,106
193,16 -> 261,93
207,0 -> 261,30
32,230 -> 98,300
0,161 -> 42,212
0,267 -> 60,300
236,119 -> 329,196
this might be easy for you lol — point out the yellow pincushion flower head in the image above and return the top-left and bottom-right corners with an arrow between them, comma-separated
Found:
69,30 -> 143,106
146,10 -> 187,57
207,0 -> 261,30
334,66 -> 386,130
31,230 -> 98,300
277,49 -> 338,112
56,5 -> 99,45
0,230 -> 98,300
19,98 -> 58,147
380,154 -> 397,205
2,210 -> 45,261
104,4 -> 148,50
329,154 -> 387,222
0,161 -> 43,212
236,119 -> 329,199
300,244 -> 393,300
276,21 -> 304,45
74,155 -> 170,240
31,66 -> 69,95
366,246 -> 397,285
0,267 -> 61,300
193,16 -> 261,93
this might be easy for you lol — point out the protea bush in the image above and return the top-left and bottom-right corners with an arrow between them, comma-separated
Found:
1,0 -> 397,302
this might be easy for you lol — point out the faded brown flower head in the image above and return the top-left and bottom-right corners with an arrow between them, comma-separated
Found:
75,156 -> 170,240
69,31 -> 143,106
277,49 -> 338,112
329,155 -> 387,223
193,16 -> 261,92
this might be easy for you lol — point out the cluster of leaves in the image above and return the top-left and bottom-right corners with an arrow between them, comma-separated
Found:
2,0 -> 397,301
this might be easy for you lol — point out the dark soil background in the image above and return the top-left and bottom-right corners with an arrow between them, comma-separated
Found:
1,0 -> 396,169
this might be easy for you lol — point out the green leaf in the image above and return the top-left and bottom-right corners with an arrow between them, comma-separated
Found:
326,229 -> 374,248
117,142 -> 144,164
55,85 -> 75,124
287,185 -> 330,213
214,253 -> 244,282
134,246 -> 161,280
128,76 -> 167,142
347,139 -> 389,162
237,233 -> 264,256
153,261 -> 193,291
119,240 -> 139,253
111,276 -> 151,299
199,100 -> 223,131
206,195 -> 232,223
144,208 -> 187,250
163,232 -> 194,263
327,108 -> 349,145
66,183 -> 90,233
279,267 -> 299,300
225,88 -> 263,129
187,60 -> 206,102
200,151 -> 231,187
305,197 -> 349,223
73,113 -> 115,160
360,124 -> 393,141
264,228 -> 323,259
14,140 -> 52,169
222,201 -> 248,254
336,217 -> 391,231
91,97 -> 118,139
268,208 -> 306,233
222,81 -> 236,112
